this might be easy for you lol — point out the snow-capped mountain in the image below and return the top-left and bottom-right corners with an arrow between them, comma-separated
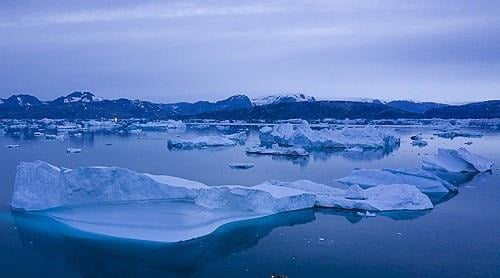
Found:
53,92 -> 103,104
0,94 -> 44,108
252,94 -> 316,106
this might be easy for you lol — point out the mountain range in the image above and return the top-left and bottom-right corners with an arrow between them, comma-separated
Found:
0,92 -> 499,120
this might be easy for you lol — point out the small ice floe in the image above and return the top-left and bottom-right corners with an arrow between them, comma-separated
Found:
167,136 -> 236,149
223,131 -> 247,142
45,134 -> 65,140
215,125 -> 230,131
337,168 -> 456,193
128,129 -> 144,135
464,141 -> 473,145
6,144 -> 21,148
259,120 -> 400,149
66,148 -> 82,154
33,132 -> 44,137
410,135 -> 428,147
356,211 -> 376,217
71,133 -> 83,138
246,144 -> 309,156
422,147 -> 493,173
434,130 -> 483,139
229,163 -> 255,169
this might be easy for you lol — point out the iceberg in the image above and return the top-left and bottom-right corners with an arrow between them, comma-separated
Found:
223,131 -> 248,142
245,144 -> 309,156
11,161 -> 434,242
337,168 -> 457,193
422,148 -> 493,173
167,136 -> 236,149
259,121 -> 400,149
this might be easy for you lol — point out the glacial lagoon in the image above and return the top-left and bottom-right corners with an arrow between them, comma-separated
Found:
1,124 -> 499,277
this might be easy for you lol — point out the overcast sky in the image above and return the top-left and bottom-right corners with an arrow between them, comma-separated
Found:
0,0 -> 499,103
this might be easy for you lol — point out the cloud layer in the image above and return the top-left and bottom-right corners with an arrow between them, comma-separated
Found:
1,0 -> 499,102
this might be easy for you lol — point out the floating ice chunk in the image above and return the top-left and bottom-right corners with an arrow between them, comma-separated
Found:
167,136 -> 236,149
215,125 -> 230,131
223,131 -> 247,142
245,144 -> 309,156
259,120 -> 400,149
45,134 -> 65,140
33,132 -> 44,137
6,144 -> 21,148
434,130 -> 483,139
464,141 -> 473,145
66,148 -> 82,153
228,163 -> 255,169
423,148 -> 493,173
357,211 -> 376,217
410,135 -> 428,147
337,168 -> 456,193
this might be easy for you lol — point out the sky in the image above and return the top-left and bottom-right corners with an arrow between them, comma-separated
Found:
0,0 -> 499,103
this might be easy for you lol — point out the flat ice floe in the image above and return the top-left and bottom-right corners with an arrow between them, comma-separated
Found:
167,136 -> 236,149
259,120 -> 400,149
11,161 -> 434,242
337,168 -> 457,193
423,148 -> 493,173
245,144 -> 309,156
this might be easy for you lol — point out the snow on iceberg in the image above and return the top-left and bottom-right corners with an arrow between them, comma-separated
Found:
259,121 -> 400,149
422,148 -> 493,173
337,168 -> 457,193
273,180 -> 433,211
167,136 -> 236,149
246,144 -> 309,156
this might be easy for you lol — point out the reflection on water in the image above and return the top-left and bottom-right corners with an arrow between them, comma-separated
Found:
10,209 -> 315,278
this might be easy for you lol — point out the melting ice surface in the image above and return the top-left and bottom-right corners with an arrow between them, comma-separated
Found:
42,200 -> 264,243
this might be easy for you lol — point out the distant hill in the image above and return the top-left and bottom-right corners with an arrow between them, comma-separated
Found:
1,92 -> 499,119
424,100 -> 500,119
194,101 -> 419,120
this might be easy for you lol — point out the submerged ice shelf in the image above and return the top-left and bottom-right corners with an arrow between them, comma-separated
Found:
11,161 -> 434,243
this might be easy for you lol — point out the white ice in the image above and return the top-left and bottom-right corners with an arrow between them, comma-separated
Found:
259,120 -> 400,149
66,148 -> 82,153
12,161 -> 435,243
337,168 -> 457,193
422,148 -> 494,172
167,136 -> 236,149
245,144 -> 309,156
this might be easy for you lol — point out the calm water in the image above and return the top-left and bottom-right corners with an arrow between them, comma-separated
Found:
1,126 -> 499,277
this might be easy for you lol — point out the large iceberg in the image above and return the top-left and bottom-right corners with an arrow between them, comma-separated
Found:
167,136 -> 236,149
259,121 -> 400,149
11,161 -> 434,242
337,168 -> 457,193
423,148 -> 494,173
